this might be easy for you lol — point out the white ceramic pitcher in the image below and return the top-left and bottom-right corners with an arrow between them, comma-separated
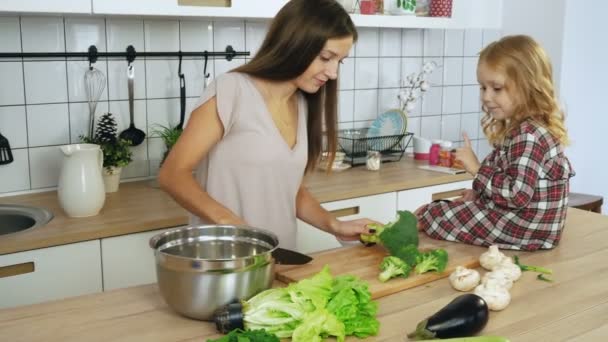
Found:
57,144 -> 106,217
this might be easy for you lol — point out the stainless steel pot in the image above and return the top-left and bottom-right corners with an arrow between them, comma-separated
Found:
149,225 -> 278,320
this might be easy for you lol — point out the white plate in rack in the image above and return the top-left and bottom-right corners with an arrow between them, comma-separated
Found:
366,109 -> 407,150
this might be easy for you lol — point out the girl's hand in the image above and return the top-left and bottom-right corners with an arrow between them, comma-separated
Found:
453,189 -> 479,202
332,218 -> 380,241
454,133 -> 481,176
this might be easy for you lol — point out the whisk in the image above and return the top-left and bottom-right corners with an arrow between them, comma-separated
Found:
85,63 -> 106,138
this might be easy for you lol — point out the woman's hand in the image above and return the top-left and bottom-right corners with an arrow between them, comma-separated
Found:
454,133 -> 481,176
453,189 -> 479,202
331,218 -> 380,241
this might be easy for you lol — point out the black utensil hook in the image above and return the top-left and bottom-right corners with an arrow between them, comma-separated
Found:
87,45 -> 98,70
178,51 -> 184,77
203,51 -> 210,79
126,45 -> 136,66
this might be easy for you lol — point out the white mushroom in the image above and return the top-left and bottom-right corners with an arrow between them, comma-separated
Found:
479,245 -> 507,271
474,281 -> 511,311
482,270 -> 514,290
493,257 -> 522,282
449,266 -> 481,292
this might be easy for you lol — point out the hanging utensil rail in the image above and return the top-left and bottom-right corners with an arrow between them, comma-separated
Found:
0,44 -> 249,62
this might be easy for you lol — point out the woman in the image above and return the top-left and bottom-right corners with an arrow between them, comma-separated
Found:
158,0 -> 375,250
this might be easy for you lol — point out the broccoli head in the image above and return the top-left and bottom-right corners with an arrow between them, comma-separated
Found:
378,256 -> 411,282
414,248 -> 448,274
392,244 -> 421,268
360,210 -> 419,255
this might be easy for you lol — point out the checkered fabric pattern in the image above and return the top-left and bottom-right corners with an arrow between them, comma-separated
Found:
418,119 -> 575,251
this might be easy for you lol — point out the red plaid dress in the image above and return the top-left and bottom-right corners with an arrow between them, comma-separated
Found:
418,119 -> 575,251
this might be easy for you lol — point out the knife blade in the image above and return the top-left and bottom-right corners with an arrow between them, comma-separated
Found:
271,247 -> 312,265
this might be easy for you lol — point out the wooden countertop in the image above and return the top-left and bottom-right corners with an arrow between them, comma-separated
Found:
0,208 -> 606,341
0,157 -> 471,255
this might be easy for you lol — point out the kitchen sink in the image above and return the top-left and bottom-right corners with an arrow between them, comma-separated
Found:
0,204 -> 53,236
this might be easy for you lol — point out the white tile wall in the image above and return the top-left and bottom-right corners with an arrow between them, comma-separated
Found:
0,15 -> 501,195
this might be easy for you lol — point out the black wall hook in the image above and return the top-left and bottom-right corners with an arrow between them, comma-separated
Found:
203,51 -> 210,78
87,45 -> 98,69
178,50 -> 183,76
126,45 -> 136,65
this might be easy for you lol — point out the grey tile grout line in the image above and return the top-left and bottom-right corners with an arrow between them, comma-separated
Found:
142,18 -> 151,177
104,17 -> 111,140
63,17 -> 73,145
17,16 -> 33,191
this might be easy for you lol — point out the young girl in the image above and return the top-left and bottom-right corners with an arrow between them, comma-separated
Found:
416,35 -> 574,251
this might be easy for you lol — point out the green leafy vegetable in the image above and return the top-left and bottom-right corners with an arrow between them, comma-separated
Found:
360,210 -> 419,253
513,256 -> 553,275
537,274 -> 554,282
415,249 -> 448,274
234,266 -> 379,342
378,256 -> 411,282
327,275 -> 379,338
206,328 -> 279,342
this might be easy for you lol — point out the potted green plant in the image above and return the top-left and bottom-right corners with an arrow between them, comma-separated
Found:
151,124 -> 182,165
81,112 -> 133,193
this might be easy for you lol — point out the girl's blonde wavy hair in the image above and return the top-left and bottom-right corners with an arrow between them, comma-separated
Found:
479,35 -> 569,146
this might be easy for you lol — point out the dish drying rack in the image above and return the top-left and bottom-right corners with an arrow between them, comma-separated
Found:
337,128 -> 413,166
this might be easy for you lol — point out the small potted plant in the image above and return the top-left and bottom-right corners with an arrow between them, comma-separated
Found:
81,112 -> 133,192
151,124 -> 182,165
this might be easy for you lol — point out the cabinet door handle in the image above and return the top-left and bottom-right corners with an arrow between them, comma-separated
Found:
177,0 -> 231,7
432,188 -> 466,201
330,206 -> 360,218
0,262 -> 35,278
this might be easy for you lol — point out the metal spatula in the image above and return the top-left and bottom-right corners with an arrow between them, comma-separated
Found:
0,131 -> 14,165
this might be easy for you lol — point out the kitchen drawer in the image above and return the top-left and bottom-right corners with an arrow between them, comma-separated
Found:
397,180 -> 473,211
297,192 -> 397,254
0,240 -> 102,309
101,227 -> 178,291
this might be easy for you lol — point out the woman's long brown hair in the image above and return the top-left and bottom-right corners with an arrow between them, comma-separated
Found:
234,0 -> 357,172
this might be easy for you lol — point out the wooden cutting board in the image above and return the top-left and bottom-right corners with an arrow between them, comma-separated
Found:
275,240 -> 481,300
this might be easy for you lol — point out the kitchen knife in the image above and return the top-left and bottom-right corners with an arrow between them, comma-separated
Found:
272,247 -> 312,265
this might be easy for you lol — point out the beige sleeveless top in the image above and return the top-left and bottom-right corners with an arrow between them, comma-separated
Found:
190,72 -> 308,250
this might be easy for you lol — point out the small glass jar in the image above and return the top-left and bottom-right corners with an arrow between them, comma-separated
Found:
428,140 -> 441,166
439,141 -> 453,167
366,151 -> 381,171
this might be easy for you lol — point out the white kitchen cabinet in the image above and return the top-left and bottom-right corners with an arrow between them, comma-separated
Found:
0,0 -> 91,14
397,180 -> 473,211
100,227 -> 178,291
297,192 -> 397,254
0,240 -> 102,309
92,0 -> 288,19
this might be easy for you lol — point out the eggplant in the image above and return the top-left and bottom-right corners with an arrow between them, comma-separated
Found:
407,294 -> 489,340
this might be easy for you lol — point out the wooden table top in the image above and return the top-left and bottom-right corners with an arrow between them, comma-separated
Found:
0,157 -> 471,255
0,208 -> 606,342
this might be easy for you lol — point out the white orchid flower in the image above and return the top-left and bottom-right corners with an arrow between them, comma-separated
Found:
420,81 -> 430,91
423,62 -> 436,74
406,102 -> 416,112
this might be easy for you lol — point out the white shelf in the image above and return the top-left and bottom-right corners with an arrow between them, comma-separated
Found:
0,0 -> 502,30
351,0 -> 502,29
352,14 -> 454,29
